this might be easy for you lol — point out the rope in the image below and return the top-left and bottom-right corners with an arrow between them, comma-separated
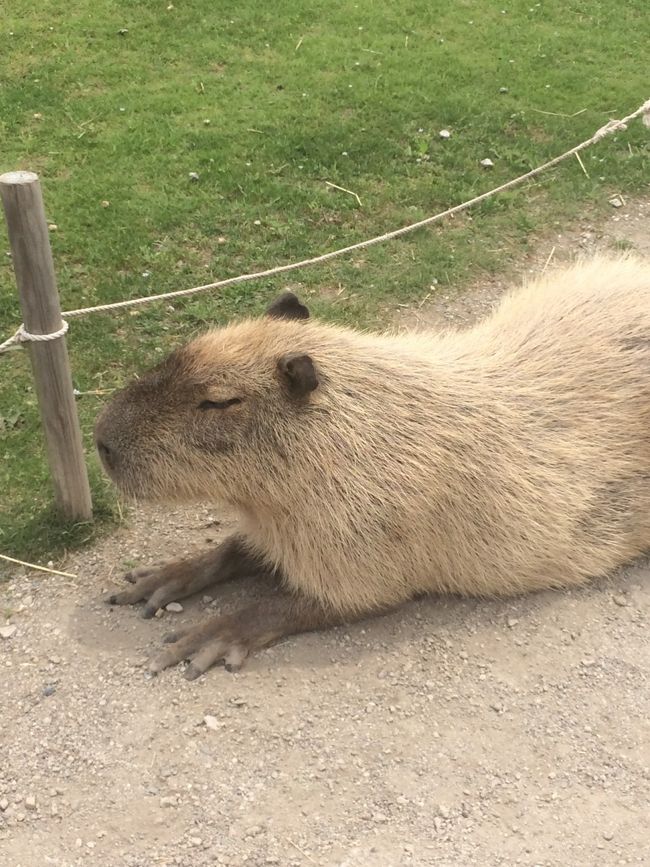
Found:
2,97 -> 649,355
0,320 -> 69,353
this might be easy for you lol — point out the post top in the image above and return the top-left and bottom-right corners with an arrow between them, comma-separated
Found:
0,170 -> 39,186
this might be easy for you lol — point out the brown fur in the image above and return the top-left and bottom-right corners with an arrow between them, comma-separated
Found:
96,256 -> 650,674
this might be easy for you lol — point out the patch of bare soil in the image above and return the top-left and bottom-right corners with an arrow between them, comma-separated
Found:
1,200 -> 649,867
395,196 -> 650,331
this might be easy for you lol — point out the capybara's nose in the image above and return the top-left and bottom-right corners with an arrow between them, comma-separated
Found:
96,438 -> 115,470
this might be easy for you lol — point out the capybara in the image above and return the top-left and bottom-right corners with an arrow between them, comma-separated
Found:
95,256 -> 650,678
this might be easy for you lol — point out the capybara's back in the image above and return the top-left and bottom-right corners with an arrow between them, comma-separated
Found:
420,255 -> 650,598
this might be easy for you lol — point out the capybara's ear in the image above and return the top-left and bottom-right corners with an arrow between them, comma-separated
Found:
266,291 -> 310,321
277,353 -> 319,397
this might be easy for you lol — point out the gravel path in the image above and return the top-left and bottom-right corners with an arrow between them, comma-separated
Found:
2,199 -> 649,867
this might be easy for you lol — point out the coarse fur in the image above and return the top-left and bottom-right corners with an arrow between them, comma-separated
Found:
96,256 -> 650,621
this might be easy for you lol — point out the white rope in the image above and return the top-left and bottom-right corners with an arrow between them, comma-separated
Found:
0,320 -> 69,353
1,97 -> 649,356
19,321 -> 69,343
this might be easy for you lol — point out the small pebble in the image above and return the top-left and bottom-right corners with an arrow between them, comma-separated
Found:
25,795 -> 37,810
609,195 -> 624,208
0,798 -> 9,812
204,715 -> 222,731
439,129 -> 451,139
507,617 -> 519,628
188,172 -> 200,181
166,602 -> 183,613
613,595 -> 627,607
0,625 -> 17,639
499,86 -> 509,93
480,158 -> 494,168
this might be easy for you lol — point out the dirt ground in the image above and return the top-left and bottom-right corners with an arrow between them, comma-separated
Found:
1,200 -> 649,867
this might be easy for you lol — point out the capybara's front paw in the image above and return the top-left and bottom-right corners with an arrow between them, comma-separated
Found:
146,595 -> 340,680
106,562 -> 197,619
148,614 -> 250,679
106,538 -> 264,621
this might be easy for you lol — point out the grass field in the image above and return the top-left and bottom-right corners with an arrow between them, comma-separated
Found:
1,0 -> 648,562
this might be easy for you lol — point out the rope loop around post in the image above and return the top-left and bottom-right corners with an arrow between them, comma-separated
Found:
18,320 -> 70,343
0,320 -> 69,352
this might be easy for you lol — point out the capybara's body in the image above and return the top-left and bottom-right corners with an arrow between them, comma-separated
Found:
96,256 -> 650,675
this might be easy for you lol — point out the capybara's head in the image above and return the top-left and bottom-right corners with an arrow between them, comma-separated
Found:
94,292 -> 320,502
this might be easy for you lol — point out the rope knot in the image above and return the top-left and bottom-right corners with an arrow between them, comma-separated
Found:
18,320 -> 70,343
0,320 -> 70,352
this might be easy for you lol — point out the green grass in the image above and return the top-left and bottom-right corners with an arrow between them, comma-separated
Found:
1,0 -> 648,564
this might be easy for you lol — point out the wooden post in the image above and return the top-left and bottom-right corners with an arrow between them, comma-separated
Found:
0,170 -> 93,521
